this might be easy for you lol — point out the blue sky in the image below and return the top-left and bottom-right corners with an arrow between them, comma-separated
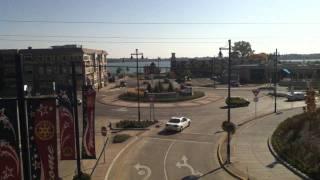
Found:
1,0 -> 320,58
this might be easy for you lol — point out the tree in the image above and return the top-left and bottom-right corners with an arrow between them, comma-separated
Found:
232,41 -> 253,58
116,67 -> 123,75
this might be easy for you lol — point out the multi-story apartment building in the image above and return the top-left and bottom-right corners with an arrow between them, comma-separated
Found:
0,49 -> 19,97
0,45 -> 108,96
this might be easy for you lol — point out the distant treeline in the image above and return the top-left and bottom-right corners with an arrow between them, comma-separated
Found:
280,54 -> 320,60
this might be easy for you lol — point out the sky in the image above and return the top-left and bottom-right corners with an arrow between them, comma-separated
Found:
1,0 -> 320,58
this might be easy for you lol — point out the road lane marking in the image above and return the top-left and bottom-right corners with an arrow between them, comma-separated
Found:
111,107 -> 128,112
176,155 -> 203,176
104,136 -> 138,180
147,137 -> 214,144
181,132 -> 216,136
164,141 -> 174,180
134,163 -> 152,180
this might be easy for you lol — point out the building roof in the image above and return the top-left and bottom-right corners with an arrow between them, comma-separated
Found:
18,45 -> 108,55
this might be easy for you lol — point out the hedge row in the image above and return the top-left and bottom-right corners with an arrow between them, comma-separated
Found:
118,91 -> 205,103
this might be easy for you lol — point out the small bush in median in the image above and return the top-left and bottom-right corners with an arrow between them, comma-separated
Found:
113,134 -> 131,143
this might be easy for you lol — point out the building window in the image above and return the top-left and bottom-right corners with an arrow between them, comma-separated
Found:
39,66 -> 44,75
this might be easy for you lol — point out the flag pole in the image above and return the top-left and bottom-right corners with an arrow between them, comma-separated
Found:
72,62 -> 82,177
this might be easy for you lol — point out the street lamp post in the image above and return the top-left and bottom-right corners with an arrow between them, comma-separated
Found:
131,49 -> 144,121
219,39 -> 232,164
274,49 -> 278,113
212,57 -> 216,88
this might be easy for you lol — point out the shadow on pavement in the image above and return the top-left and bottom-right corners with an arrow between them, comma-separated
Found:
214,130 -> 224,134
220,105 -> 248,109
158,130 -> 179,136
181,167 -> 223,180
266,160 -> 279,168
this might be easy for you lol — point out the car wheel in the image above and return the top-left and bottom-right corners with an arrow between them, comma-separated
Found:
187,122 -> 191,127
179,127 -> 183,132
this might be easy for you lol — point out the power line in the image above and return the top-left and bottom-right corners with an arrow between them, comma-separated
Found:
1,19 -> 320,25
0,38 -> 223,44
0,34 -> 230,40
0,34 -> 299,40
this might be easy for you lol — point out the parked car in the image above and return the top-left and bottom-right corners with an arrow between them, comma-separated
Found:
165,117 -> 191,132
225,96 -> 250,107
287,92 -> 305,101
230,80 -> 240,87
119,81 -> 127,87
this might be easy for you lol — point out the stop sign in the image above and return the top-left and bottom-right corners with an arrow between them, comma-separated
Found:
252,89 -> 260,96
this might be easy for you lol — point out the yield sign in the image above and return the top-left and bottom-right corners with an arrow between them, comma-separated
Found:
252,89 -> 260,96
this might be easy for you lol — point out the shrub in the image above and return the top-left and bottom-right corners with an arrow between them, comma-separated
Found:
72,173 -> 91,180
225,97 -> 250,107
272,110 -> 320,179
115,120 -> 158,129
113,134 -> 131,143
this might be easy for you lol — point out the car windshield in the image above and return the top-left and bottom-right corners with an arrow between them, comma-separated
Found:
169,119 -> 181,123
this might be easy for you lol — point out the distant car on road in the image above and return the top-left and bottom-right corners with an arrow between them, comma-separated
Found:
119,81 -> 127,87
165,117 -> 191,132
287,92 -> 305,101
230,80 -> 240,87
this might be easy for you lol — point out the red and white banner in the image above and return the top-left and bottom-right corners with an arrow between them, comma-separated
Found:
0,99 -> 21,180
82,86 -> 96,159
27,98 -> 59,180
57,88 -> 76,160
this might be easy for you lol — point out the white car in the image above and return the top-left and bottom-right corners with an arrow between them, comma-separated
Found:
165,117 -> 191,132
287,92 -> 305,101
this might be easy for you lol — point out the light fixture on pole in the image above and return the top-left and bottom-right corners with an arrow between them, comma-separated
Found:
219,39 -> 233,164
131,49 -> 144,121
274,49 -> 278,113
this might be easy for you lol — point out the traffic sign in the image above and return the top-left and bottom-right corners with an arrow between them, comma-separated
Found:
252,89 -> 260,96
101,126 -> 107,136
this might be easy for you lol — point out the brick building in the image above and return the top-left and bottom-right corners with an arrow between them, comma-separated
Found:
0,45 -> 108,96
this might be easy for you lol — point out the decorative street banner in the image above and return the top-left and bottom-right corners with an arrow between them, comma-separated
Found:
0,99 -> 21,180
57,87 -> 76,160
27,98 -> 59,180
82,86 -> 96,159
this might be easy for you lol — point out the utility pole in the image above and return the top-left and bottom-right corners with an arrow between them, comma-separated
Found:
131,49 -> 144,122
227,39 -> 231,164
274,49 -> 278,113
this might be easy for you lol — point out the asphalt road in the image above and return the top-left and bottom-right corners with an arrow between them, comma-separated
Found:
97,87 -> 306,180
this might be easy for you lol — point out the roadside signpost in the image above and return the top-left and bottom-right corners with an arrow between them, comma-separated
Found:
148,94 -> 155,121
101,126 -> 107,163
252,89 -> 260,117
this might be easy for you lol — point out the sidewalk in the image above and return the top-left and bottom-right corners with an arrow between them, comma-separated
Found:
226,109 -> 304,180
97,86 -> 222,108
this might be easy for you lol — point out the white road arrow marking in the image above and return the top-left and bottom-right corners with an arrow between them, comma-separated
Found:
134,163 -> 152,180
111,107 -> 128,112
176,155 -> 203,176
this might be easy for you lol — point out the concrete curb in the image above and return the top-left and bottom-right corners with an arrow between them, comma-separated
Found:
217,133 -> 247,180
267,137 -> 313,180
